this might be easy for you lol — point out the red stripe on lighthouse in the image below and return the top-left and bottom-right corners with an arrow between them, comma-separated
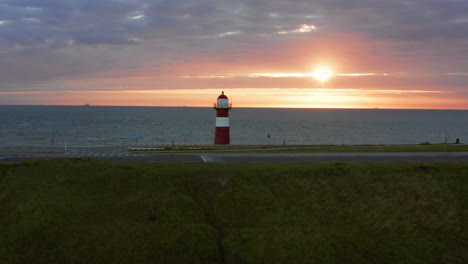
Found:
215,127 -> 230,145
216,109 -> 229,117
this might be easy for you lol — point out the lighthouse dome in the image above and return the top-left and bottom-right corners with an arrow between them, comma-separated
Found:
218,91 -> 228,99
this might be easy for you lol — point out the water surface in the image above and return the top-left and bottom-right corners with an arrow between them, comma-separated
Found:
0,105 -> 466,146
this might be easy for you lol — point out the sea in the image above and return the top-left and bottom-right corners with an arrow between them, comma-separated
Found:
1,105 -> 467,147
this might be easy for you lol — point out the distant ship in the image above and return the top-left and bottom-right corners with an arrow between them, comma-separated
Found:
83,104 -> 90,107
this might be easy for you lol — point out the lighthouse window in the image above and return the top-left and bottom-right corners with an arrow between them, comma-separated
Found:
218,99 -> 229,108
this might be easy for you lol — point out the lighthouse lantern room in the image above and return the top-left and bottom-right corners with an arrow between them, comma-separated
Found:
213,91 -> 232,145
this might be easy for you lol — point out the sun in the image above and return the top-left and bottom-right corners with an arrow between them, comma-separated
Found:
313,66 -> 333,83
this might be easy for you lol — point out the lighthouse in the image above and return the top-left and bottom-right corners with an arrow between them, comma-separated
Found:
214,91 -> 232,145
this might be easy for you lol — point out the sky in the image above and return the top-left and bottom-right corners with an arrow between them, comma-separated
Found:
0,0 -> 467,109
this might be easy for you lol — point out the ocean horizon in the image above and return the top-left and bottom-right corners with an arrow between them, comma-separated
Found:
2,104 -> 468,110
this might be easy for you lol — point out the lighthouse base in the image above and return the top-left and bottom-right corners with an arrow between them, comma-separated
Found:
214,127 -> 230,145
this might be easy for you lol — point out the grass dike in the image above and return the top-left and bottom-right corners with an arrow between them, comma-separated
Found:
0,159 -> 467,263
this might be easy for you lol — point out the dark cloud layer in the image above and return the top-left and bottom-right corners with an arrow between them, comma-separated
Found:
2,0 -> 466,47
0,0 -> 467,89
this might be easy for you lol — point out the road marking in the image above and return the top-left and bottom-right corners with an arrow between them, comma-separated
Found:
200,155 -> 207,162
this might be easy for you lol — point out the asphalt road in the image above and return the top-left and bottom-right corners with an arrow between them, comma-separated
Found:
199,152 -> 468,163
2,151 -> 468,163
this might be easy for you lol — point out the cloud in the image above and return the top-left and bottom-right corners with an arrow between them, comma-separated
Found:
322,0 -> 468,41
217,31 -> 241,37
0,0 -> 466,92
1,0 -> 467,47
276,24 -> 316,34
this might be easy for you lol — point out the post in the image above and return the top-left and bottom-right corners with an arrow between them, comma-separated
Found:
64,142 -> 67,152
135,132 -> 141,146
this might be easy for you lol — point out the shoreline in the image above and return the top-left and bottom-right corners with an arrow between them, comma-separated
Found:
1,143 -> 468,155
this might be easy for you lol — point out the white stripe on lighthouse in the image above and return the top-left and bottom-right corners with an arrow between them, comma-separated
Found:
216,117 -> 230,127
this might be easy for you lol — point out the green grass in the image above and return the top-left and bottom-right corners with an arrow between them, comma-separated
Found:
131,144 -> 468,153
0,159 -> 467,263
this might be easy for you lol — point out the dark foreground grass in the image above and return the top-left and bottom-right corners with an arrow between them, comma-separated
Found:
0,159 -> 467,263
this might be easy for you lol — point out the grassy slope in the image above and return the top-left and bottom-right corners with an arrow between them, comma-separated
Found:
0,159 -> 467,263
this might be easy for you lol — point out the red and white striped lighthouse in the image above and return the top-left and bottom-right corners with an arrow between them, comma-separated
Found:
214,91 -> 232,145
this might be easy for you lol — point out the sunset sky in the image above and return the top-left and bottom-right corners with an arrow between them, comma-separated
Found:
1,0 -> 467,108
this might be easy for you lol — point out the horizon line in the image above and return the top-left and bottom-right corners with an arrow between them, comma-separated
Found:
1,104 -> 468,111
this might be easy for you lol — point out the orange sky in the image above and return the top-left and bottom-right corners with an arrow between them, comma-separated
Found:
2,87 -> 465,109
3,32 -> 464,109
